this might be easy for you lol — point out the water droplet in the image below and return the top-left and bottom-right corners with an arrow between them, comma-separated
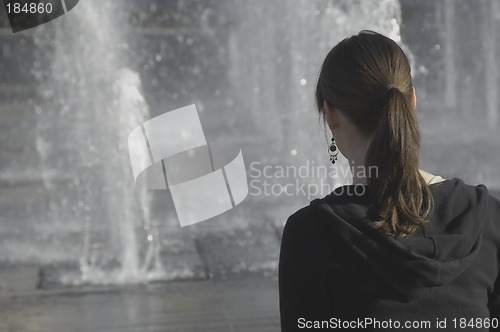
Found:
291,149 -> 298,156
434,44 -> 441,50
300,79 -> 307,86
147,235 -> 153,241
155,54 -> 162,62
418,65 -> 428,74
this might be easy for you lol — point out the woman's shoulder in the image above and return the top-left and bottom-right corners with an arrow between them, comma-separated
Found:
285,205 -> 319,228
485,190 -> 500,235
282,202 -> 328,239
429,176 -> 490,201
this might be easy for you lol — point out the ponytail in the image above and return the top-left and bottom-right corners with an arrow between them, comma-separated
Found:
316,30 -> 434,238
365,86 -> 433,237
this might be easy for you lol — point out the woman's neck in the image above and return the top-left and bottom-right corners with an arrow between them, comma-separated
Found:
344,136 -> 371,185
350,160 -> 369,185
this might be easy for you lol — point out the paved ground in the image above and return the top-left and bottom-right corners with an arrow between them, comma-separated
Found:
0,273 -> 280,332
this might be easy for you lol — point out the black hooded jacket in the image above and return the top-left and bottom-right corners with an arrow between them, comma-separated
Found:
279,178 -> 500,331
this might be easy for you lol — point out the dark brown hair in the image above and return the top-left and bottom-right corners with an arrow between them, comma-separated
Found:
315,30 -> 433,238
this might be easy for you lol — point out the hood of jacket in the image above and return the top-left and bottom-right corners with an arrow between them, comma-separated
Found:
309,177 -> 489,301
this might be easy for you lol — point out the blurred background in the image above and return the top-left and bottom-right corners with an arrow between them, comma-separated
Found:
0,0 -> 499,331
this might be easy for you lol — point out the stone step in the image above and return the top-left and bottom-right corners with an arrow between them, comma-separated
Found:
0,264 -> 39,295
194,224 -> 280,279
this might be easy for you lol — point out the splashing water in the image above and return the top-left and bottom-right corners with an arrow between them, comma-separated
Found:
33,1 -> 158,284
26,0 -> 411,284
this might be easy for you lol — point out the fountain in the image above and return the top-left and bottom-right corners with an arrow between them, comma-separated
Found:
11,0 -> 408,285
1,0 -> 499,287
30,0 -> 408,285
32,0 -> 158,285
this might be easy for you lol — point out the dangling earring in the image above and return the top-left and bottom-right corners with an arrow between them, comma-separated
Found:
328,136 -> 339,164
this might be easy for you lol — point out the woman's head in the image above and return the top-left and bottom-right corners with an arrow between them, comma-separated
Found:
316,30 -> 432,237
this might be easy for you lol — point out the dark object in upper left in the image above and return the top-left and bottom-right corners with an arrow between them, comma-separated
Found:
3,0 -> 80,33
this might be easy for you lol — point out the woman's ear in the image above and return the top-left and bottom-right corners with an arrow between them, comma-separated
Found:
323,101 -> 340,130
